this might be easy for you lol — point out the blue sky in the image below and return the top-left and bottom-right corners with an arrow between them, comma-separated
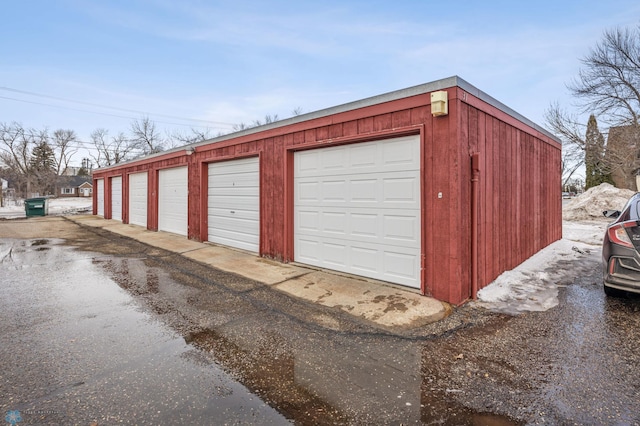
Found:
1,0 -> 639,167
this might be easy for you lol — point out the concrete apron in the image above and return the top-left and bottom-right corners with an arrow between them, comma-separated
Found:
68,216 -> 448,331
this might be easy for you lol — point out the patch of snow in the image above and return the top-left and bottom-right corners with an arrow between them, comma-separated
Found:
476,183 -> 636,314
562,182 -> 635,221
0,197 -> 92,218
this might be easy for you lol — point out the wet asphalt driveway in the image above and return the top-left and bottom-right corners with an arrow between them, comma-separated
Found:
1,217 -> 639,425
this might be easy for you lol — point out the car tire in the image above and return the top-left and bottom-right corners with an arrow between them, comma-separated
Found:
604,283 -> 624,298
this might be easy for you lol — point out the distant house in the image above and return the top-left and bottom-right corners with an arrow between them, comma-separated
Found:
59,176 -> 92,197
607,125 -> 640,190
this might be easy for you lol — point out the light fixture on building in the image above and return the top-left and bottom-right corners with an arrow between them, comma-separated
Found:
431,91 -> 448,116
185,147 -> 195,155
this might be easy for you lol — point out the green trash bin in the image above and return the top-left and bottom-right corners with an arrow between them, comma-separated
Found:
24,197 -> 49,217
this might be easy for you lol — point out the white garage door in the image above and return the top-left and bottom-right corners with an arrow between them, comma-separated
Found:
294,135 -> 421,288
128,172 -> 148,227
111,176 -> 122,221
96,179 -> 104,217
158,167 -> 188,236
208,157 -> 260,252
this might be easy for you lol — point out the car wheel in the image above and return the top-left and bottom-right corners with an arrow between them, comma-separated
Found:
604,283 -> 624,297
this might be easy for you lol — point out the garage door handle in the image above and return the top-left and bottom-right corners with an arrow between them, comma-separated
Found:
230,211 -> 235,214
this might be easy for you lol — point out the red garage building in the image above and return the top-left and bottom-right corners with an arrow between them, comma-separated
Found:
92,76 -> 561,305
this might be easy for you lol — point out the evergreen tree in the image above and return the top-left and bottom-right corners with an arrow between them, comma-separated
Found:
30,140 -> 56,195
584,115 -> 614,189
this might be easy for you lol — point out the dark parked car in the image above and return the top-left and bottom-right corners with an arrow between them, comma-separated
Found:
602,193 -> 640,297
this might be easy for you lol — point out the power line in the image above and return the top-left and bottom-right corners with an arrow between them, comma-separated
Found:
0,91 -> 236,129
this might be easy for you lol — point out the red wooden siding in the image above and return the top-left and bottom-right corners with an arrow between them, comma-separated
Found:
92,80 -> 561,305
456,95 -> 561,296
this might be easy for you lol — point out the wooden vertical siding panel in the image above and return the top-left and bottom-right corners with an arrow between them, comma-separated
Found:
482,114 -> 493,285
476,110 -> 487,287
467,105 -> 479,295
329,123 -> 343,138
304,129 -> 315,144
293,131 -> 305,146
422,113 -> 435,296
342,120 -> 358,137
500,121 -> 509,273
410,106 -> 429,125
458,102 -> 472,301
430,111 -> 452,301
149,167 -> 158,231
273,136 -> 286,260
187,155 -> 200,240
199,159 -> 209,242
262,138 -> 274,256
358,117 -> 374,134
492,117 -> 501,281
392,110 -> 411,128
448,100 -> 462,303
373,113 -> 392,132
513,131 -> 521,264
505,126 -> 514,270
316,126 -> 329,141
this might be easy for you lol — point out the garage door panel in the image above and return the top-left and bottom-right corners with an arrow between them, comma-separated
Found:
322,242 -> 348,267
296,239 -> 321,262
323,212 -> 347,235
295,207 -> 419,248
383,215 -> 419,243
208,214 -> 259,232
209,207 -> 259,221
384,252 -> 420,281
351,213 -> 378,238
382,138 -> 420,166
129,172 -> 148,227
349,144 -> 377,168
111,176 -> 122,222
351,247 -> 378,273
209,227 -> 257,242
209,189 -> 259,200
294,135 -> 420,288
209,171 -> 259,188
96,179 -> 104,217
297,182 -> 321,201
158,167 -> 188,236
351,179 -> 377,201
298,210 -> 320,232
323,180 -> 348,201
382,177 -> 419,203
296,172 -> 419,209
295,234 -> 421,287
208,158 -> 260,253
295,136 -> 420,177
209,158 -> 258,175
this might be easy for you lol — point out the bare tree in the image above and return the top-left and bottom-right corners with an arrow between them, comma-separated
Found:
232,113 -> 282,132
0,122 -> 35,196
569,25 -> 640,126
130,117 -> 164,155
51,129 -> 78,176
546,24 -> 640,188
89,129 -> 136,167
168,127 -> 215,147
544,104 -> 587,187
253,114 -> 279,127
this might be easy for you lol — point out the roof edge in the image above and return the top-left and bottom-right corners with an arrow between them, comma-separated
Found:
96,76 -> 558,171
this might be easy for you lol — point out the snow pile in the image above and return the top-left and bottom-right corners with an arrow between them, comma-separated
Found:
475,221 -> 605,314
0,197 -> 91,218
562,183 -> 635,221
